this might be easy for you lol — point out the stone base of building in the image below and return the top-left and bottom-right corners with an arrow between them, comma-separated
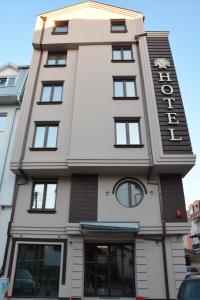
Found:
3,223 -> 188,300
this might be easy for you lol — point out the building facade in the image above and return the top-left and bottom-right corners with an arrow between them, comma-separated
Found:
184,200 -> 200,268
2,1 -> 195,299
0,63 -> 28,271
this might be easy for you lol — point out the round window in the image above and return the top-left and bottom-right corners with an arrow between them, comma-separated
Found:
116,181 -> 144,208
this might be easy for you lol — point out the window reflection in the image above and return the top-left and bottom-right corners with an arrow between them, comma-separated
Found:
13,244 -> 61,297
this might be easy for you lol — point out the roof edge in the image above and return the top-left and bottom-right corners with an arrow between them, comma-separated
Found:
146,31 -> 169,38
37,0 -> 143,18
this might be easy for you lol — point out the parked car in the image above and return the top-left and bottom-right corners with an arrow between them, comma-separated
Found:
177,275 -> 200,300
185,266 -> 199,278
14,268 -> 36,294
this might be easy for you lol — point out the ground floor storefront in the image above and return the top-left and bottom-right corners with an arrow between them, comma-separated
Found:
4,223 -> 189,300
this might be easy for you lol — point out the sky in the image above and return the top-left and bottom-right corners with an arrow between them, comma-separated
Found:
0,0 -> 199,206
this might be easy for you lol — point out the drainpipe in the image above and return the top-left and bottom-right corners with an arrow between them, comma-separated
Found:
0,16 -> 47,278
135,33 -> 170,299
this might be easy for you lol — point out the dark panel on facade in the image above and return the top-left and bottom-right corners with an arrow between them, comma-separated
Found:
146,36 -> 193,154
69,174 -> 98,222
160,174 -> 187,222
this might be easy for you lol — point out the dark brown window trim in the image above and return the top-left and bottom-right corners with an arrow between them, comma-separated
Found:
52,21 -> 68,35
113,76 -> 135,80
27,209 -> 56,214
114,144 -> 144,148
44,64 -> 66,68
30,180 -> 57,212
29,147 -> 58,151
34,121 -> 60,125
51,31 -> 68,35
32,178 -> 59,182
110,19 -> 127,33
40,82 -> 63,103
114,117 -> 142,146
113,96 -> 139,100
8,238 -> 67,286
46,51 -> 67,66
110,30 -> 128,33
114,117 -> 141,121
111,59 -> 135,63
41,81 -> 64,84
32,122 -> 59,149
113,76 -> 138,98
37,101 -> 63,105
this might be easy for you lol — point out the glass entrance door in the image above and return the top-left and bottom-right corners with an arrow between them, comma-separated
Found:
85,243 -> 135,297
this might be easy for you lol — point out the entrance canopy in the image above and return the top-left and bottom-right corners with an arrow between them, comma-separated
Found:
80,221 -> 139,235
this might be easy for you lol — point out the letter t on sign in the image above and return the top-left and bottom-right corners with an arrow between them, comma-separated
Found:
163,98 -> 175,109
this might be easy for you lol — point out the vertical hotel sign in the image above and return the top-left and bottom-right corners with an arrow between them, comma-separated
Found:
147,35 -> 192,154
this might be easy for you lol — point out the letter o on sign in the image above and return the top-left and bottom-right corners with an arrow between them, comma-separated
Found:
161,84 -> 173,95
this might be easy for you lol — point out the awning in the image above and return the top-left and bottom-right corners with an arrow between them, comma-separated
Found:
80,221 -> 140,235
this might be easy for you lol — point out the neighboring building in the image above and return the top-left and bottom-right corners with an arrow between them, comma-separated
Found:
2,1 -> 196,299
0,63 -> 28,271
184,200 -> 200,267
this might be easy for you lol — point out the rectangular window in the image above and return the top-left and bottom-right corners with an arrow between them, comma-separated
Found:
0,76 -> 16,87
113,77 -> 138,99
33,123 -> 58,149
111,20 -> 127,32
112,46 -> 133,62
0,114 -> 7,131
53,21 -> 68,34
13,244 -> 61,297
31,181 -> 57,211
41,83 -> 63,103
47,52 -> 66,66
115,119 -> 142,146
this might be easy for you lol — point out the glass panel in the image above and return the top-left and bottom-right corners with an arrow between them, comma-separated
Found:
13,244 -> 61,297
47,53 -> 57,65
112,24 -> 125,31
123,49 -> 132,60
52,86 -> 62,102
113,50 -> 121,60
0,116 -> 7,131
114,81 -> 123,97
116,183 -> 129,207
55,25 -> 68,33
116,122 -> 126,144
45,184 -> 57,209
41,86 -> 51,102
126,81 -> 135,97
34,126 -> 46,148
110,246 -> 123,295
96,245 -> 109,296
13,244 -> 38,296
57,53 -> 66,65
0,78 -> 7,87
32,184 -> 44,209
7,76 -> 16,86
123,245 -> 134,296
46,126 -> 58,148
129,122 -> 140,144
85,244 -> 96,296
130,183 -> 143,206
36,245 -> 61,297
